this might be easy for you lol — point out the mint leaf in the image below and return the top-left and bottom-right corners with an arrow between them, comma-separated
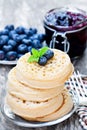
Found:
27,47 -> 49,63
27,55 -> 39,63
39,47 -> 48,57
32,48 -> 40,57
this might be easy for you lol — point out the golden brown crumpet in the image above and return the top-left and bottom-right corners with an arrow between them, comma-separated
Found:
7,67 -> 64,101
16,49 -> 74,89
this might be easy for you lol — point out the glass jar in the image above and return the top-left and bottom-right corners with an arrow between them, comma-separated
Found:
43,7 -> 87,58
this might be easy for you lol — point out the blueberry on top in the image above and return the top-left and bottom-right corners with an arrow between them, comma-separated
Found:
38,56 -> 47,66
28,47 -> 54,66
44,49 -> 54,60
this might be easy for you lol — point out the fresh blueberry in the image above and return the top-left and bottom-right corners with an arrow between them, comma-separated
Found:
24,29 -> 31,36
0,29 -> 9,35
0,35 -> 9,44
15,34 -> 27,43
12,34 -> 26,43
0,50 -> 5,60
7,40 -> 17,48
24,29 -> 33,36
15,26 -> 25,34
21,34 -> 27,39
29,36 -> 35,41
9,30 -> 17,38
0,39 -> 6,48
6,51 -> 17,60
38,56 -> 47,66
17,44 -> 28,54
44,49 -> 54,60
3,45 -> 13,52
14,36 -> 22,43
22,39 -> 32,46
32,39 -> 42,49
17,53 -> 23,58
11,34 -> 19,41
38,34 -> 46,42
5,25 -> 14,31
30,34 -> 39,40
29,28 -> 37,34
27,46 -> 32,52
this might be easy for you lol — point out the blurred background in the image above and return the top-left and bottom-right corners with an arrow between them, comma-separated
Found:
0,0 -> 87,32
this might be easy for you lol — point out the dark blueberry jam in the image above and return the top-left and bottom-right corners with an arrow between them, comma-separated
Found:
43,7 -> 87,58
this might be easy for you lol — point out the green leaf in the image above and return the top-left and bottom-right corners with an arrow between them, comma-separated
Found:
39,46 -> 48,57
32,48 -> 40,57
27,55 -> 39,63
27,47 -> 49,63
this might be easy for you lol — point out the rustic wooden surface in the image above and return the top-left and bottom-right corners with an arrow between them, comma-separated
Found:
0,0 -> 87,130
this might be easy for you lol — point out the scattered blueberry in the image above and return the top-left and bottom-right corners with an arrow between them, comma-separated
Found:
24,29 -> 31,36
15,26 -> 25,34
5,25 -> 14,31
22,39 -> 32,46
6,51 -> 17,60
13,36 -> 22,43
44,49 -> 54,60
32,39 -> 42,49
0,50 -> 5,60
31,34 -> 39,40
3,45 -> 13,52
11,34 -> 19,41
18,34 -> 27,41
17,44 -> 28,53
0,25 -> 46,61
38,34 -> 46,42
27,46 -> 32,52
7,40 -> 17,48
0,40 -> 5,48
25,28 -> 34,36
0,35 -> 9,44
29,28 -> 37,34
9,30 -> 16,38
38,56 -> 47,66
0,29 -> 9,35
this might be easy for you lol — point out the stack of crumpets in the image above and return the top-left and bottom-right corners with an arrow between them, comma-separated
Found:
6,47 -> 74,121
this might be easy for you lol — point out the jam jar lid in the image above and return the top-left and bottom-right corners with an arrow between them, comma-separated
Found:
43,6 -> 87,32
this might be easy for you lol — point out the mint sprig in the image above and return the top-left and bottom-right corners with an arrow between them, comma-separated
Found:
27,47 -> 48,63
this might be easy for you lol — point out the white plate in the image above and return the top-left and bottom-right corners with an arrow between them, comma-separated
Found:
0,60 -> 17,65
1,91 -> 78,128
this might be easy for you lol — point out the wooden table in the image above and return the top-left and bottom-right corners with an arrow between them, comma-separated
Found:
0,0 -> 87,130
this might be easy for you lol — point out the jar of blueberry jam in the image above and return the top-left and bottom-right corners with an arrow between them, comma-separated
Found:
43,7 -> 87,58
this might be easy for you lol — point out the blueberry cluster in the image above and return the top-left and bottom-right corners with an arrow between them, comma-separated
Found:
38,49 -> 54,66
0,25 -> 45,60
